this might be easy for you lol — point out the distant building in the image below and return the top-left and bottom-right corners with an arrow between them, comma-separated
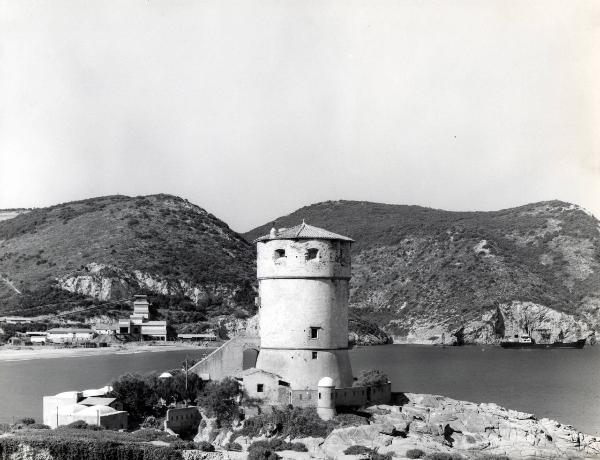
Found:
25,331 -> 48,344
46,328 -> 95,343
118,295 -> 167,341
0,316 -> 33,324
177,333 -> 217,342
92,323 -> 117,335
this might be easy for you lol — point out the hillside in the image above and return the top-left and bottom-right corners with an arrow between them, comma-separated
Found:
0,195 -> 256,331
245,200 -> 600,344
0,209 -> 30,222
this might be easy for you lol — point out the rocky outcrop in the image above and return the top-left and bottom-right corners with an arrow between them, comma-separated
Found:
57,262 -> 246,309
390,301 -> 595,345
313,394 -> 600,459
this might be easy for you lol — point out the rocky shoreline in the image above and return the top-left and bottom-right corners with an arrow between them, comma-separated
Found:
198,393 -> 600,460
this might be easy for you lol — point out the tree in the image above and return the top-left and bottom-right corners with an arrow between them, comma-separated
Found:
353,369 -> 389,388
196,377 -> 240,427
109,373 -> 159,421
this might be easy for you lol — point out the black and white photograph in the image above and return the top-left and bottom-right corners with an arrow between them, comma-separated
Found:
0,1 -> 599,458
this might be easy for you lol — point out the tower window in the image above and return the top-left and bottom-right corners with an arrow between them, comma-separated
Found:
305,248 -> 318,260
310,327 -> 319,339
312,351 -> 318,359
274,249 -> 286,259
257,384 -> 264,393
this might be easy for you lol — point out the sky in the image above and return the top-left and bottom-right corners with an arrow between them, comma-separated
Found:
0,0 -> 598,232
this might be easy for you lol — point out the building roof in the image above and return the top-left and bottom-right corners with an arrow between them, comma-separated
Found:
93,323 -> 117,330
78,404 -> 119,416
237,368 -> 282,379
178,333 -> 217,339
318,377 -> 335,387
80,397 -> 116,406
82,387 -> 111,397
254,222 -> 354,243
46,328 -> 94,334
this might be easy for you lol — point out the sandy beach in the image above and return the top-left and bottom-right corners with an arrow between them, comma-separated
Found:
0,342 -> 217,362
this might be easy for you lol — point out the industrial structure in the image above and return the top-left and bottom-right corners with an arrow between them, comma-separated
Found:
118,295 -> 167,340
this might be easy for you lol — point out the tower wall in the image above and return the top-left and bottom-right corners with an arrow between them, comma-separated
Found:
255,238 -> 353,390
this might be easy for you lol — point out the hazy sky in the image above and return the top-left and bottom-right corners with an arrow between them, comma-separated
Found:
1,0 -> 598,231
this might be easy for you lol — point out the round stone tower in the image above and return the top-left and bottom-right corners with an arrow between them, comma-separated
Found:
253,222 -> 354,390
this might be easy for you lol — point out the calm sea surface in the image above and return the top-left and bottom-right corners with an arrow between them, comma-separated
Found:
0,345 -> 598,435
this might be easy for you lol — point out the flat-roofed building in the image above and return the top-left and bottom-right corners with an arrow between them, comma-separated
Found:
46,328 -> 95,343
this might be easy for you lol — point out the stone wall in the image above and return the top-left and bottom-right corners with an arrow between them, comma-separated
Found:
165,406 -> 201,435
189,335 -> 259,380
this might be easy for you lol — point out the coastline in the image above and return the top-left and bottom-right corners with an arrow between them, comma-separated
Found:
0,342 -> 217,362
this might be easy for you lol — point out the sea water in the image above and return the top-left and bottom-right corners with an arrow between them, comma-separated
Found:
0,345 -> 598,435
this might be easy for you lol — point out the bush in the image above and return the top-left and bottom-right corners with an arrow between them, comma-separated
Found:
225,441 -> 242,451
18,417 -> 36,425
171,440 -> 197,450
344,445 -> 374,455
406,449 -> 425,459
196,377 -> 241,427
233,406 -> 336,440
195,441 -> 215,452
128,428 -> 177,443
0,430 -> 184,460
425,453 -> 463,460
289,442 -> 308,452
65,420 -> 89,429
354,369 -> 389,388
248,444 -> 281,460
343,445 -> 392,460
26,423 -> 51,430
248,439 -> 307,452
334,413 -> 370,427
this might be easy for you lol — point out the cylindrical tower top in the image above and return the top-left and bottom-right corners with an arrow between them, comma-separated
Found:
254,222 -> 353,280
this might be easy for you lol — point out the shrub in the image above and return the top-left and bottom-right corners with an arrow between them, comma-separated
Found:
425,453 -> 463,460
248,444 -> 281,460
406,449 -> 425,459
334,413 -> 370,427
196,377 -> 241,427
27,423 -> 51,430
354,369 -> 389,388
225,441 -> 242,451
343,445 -> 392,460
344,445 -> 374,455
289,442 -> 308,452
66,420 -> 89,429
171,440 -> 197,450
233,406 -> 336,440
128,428 -> 177,443
195,441 -> 215,452
0,430 -> 184,460
18,417 -> 36,425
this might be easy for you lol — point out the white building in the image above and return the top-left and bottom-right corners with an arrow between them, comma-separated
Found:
46,328 -> 95,343
92,323 -> 116,335
43,389 -> 127,430
118,295 -> 167,340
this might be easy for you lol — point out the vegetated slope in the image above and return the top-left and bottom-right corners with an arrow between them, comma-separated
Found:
0,195 -> 256,330
0,209 -> 30,222
245,200 -> 600,344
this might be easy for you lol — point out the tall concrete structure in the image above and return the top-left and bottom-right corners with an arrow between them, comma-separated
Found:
253,222 -> 354,390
